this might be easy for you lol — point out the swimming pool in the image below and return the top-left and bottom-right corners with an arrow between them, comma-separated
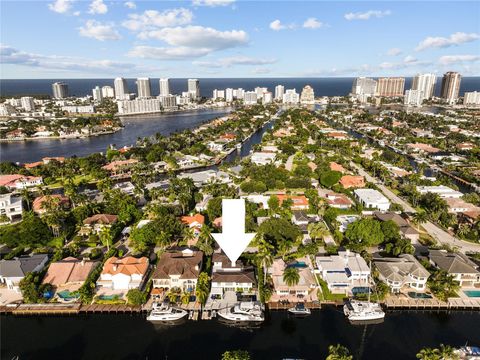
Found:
408,292 -> 432,299
464,290 -> 480,298
288,262 -> 307,268
57,290 -> 80,300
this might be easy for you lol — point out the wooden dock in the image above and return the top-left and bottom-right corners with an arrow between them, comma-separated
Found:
0,303 -> 145,316
268,301 -> 323,310
384,298 -> 480,310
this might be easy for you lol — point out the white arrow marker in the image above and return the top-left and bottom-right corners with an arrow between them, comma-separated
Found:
212,199 -> 256,267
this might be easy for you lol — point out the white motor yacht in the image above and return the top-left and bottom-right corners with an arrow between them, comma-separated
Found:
146,303 -> 188,322
343,300 -> 385,322
217,301 -> 264,322
288,303 -> 311,316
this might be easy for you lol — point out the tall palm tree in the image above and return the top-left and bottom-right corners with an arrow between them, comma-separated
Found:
412,211 -> 428,231
283,267 -> 300,287
257,238 -> 274,284
326,344 -> 353,360
20,188 -> 32,211
308,222 -> 329,241
197,225 -> 214,255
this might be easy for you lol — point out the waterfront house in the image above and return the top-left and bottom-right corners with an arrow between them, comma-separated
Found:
96,256 -> 149,290
429,250 -> 480,288
374,254 -> 430,293
42,257 -> 98,293
354,189 -> 390,211
315,250 -> 370,295
373,211 -> 419,242
0,254 -> 49,293
407,143 -> 441,154
0,174 -> 43,190
268,258 -> 317,301
0,193 -> 23,222
81,214 -> 118,235
151,248 -> 203,293
210,252 -> 255,297
339,175 -> 365,189
32,195 -> 70,215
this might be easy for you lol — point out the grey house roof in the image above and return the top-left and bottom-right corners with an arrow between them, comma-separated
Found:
374,254 -> 430,282
429,250 -> 479,274
0,254 -> 49,278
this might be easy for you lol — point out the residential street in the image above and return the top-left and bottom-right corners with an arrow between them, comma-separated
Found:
350,162 -> 480,254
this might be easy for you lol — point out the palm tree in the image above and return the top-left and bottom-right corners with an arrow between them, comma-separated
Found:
99,227 -> 113,251
308,222 -> 329,242
412,211 -> 428,231
20,188 -> 32,211
182,226 -> 196,245
283,267 -> 300,287
326,344 -> 353,360
181,291 -> 191,305
438,344 -> 459,360
416,347 -> 441,360
257,238 -> 274,284
197,225 -> 214,255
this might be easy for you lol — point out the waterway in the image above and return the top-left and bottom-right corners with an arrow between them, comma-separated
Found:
1,308 -> 479,359
0,108 -> 232,164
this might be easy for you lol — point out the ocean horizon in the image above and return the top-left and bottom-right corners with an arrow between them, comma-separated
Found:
1,77 -> 479,98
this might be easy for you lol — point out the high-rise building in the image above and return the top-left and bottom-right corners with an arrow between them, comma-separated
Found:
136,77 -> 152,98
101,86 -> 115,98
275,85 -> 285,101
464,91 -> 480,106
52,82 -> 69,99
158,95 -> 177,109
263,92 -> 273,104
255,87 -> 268,99
212,89 -> 225,100
404,90 -> 424,107
117,98 -> 162,115
188,79 -> 200,100
351,77 -> 377,96
243,91 -> 258,105
92,86 -> 103,102
411,73 -> 436,101
283,89 -> 300,104
114,77 -> 129,100
225,88 -> 234,102
375,77 -> 405,97
235,88 -> 245,100
159,78 -> 170,96
20,97 -> 35,112
300,85 -> 315,104
440,72 -> 461,104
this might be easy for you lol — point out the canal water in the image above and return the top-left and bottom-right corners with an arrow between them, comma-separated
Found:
0,108 -> 232,164
1,308 -> 479,359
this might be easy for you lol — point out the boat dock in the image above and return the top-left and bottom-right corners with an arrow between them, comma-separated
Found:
384,297 -> 480,310
268,301 -> 323,310
0,303 -> 145,315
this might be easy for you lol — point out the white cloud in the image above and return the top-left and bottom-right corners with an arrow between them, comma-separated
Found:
269,19 -> 295,31
124,1 -> 136,9
438,55 -> 480,65
387,48 -> 402,56
193,56 -> 276,68
415,32 -> 480,51
88,0 -> 108,14
128,45 -> 210,60
344,10 -> 391,21
79,20 -> 121,41
252,67 -> 270,74
73,11 -> 81,16
193,0 -> 235,7
303,18 -> 323,29
122,8 -> 193,31
379,56 -> 430,70
137,25 -> 248,49
48,0 -> 73,14
0,44 -> 157,75
403,55 -> 417,63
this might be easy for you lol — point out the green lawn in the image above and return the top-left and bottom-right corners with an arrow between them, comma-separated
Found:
47,174 -> 96,188
316,276 -> 346,301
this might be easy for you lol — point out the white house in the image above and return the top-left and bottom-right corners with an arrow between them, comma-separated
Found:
250,152 -> 276,166
354,188 -> 390,211
210,252 -> 255,297
0,193 -> 23,222
152,249 -> 203,292
315,250 -> 370,294
416,185 -> 463,199
0,254 -> 49,293
374,254 -> 430,293
96,256 -> 149,290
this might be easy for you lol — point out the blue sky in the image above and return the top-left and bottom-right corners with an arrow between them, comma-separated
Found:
1,0 -> 479,78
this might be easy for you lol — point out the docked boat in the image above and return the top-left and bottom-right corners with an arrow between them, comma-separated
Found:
343,300 -> 385,322
217,301 -> 264,322
454,345 -> 480,359
288,303 -> 311,316
236,143 -> 242,149
146,303 -> 188,322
